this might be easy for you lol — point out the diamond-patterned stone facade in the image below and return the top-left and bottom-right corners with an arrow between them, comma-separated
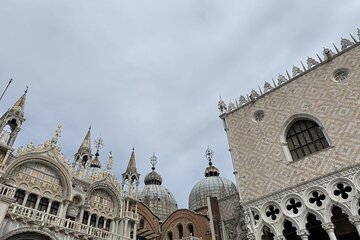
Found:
223,44 -> 360,203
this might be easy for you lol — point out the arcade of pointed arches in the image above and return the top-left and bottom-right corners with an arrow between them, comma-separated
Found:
248,173 -> 360,240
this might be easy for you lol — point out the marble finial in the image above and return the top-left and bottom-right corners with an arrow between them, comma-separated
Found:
323,48 -> 334,60
249,89 -> 260,101
278,74 -> 287,85
239,95 -> 247,105
306,57 -> 319,69
340,37 -> 354,50
218,97 -> 227,114
263,81 -> 273,93
292,66 -> 303,77
228,101 -> 235,111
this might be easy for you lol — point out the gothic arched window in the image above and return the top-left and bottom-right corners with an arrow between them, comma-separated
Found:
286,119 -> 329,161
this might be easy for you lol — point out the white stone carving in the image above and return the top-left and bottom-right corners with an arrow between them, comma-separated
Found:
341,37 -> 354,50
292,66 -> 303,77
277,74 -> 287,85
263,82 -> 273,93
306,57 -> 319,69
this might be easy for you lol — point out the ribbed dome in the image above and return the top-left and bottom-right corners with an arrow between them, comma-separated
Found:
90,151 -> 101,168
188,176 -> 237,211
144,171 -> 162,185
140,184 -> 178,221
188,147 -> 238,211
140,153 -> 177,221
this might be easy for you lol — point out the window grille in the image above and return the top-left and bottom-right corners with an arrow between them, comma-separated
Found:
286,120 -> 329,160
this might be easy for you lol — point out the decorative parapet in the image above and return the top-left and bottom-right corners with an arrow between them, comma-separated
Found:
0,183 -> 16,202
218,28 -> 360,116
8,204 -> 131,240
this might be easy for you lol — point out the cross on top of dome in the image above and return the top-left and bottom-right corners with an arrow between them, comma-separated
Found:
205,146 -> 214,166
150,153 -> 157,170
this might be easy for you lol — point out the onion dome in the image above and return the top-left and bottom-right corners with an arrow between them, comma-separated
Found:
188,147 -> 238,211
90,150 -> 101,168
140,153 -> 177,221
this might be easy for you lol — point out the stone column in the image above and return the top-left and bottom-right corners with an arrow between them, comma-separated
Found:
322,222 -> 337,240
60,200 -> 70,218
87,214 -> 91,226
34,196 -> 41,210
95,216 -> 99,228
296,229 -> 309,240
349,216 -> 360,237
124,219 -> 129,237
132,222 -> 137,240
111,219 -> 116,233
1,150 -> 11,166
78,207 -> 84,223
46,200 -> 53,213
103,218 -> 107,229
22,192 -> 30,206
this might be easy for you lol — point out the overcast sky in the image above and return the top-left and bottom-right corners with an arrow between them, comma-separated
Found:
0,1 -> 360,208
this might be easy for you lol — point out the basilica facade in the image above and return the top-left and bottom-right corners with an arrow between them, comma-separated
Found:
219,29 -> 360,240
0,86 -> 243,239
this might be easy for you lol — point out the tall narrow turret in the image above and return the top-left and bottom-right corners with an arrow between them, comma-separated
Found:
0,90 -> 27,148
73,127 -> 92,177
122,147 -> 140,197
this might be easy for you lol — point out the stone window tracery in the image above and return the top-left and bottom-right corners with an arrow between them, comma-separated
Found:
252,210 -> 260,225
333,183 -> 352,200
309,191 -> 326,207
286,120 -> 329,161
286,198 -> 302,214
265,205 -> 280,221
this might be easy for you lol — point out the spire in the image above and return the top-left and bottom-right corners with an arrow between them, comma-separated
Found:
10,88 -> 27,118
122,147 -> 140,182
78,126 -> 92,154
126,147 -> 138,174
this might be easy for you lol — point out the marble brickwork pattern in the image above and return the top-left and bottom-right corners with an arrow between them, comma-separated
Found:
223,44 -> 360,203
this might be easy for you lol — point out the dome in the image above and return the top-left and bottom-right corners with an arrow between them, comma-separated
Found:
188,175 -> 237,211
188,147 -> 238,211
90,151 -> 101,168
140,153 -> 177,221
140,184 -> 178,221
144,171 -> 162,185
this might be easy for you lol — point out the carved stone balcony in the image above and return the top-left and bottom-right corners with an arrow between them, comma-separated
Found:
8,204 -> 131,240
0,184 -> 16,202
124,211 -> 139,221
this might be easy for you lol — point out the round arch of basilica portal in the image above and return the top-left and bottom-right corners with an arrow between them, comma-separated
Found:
0,227 -> 59,240
4,154 -> 73,200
